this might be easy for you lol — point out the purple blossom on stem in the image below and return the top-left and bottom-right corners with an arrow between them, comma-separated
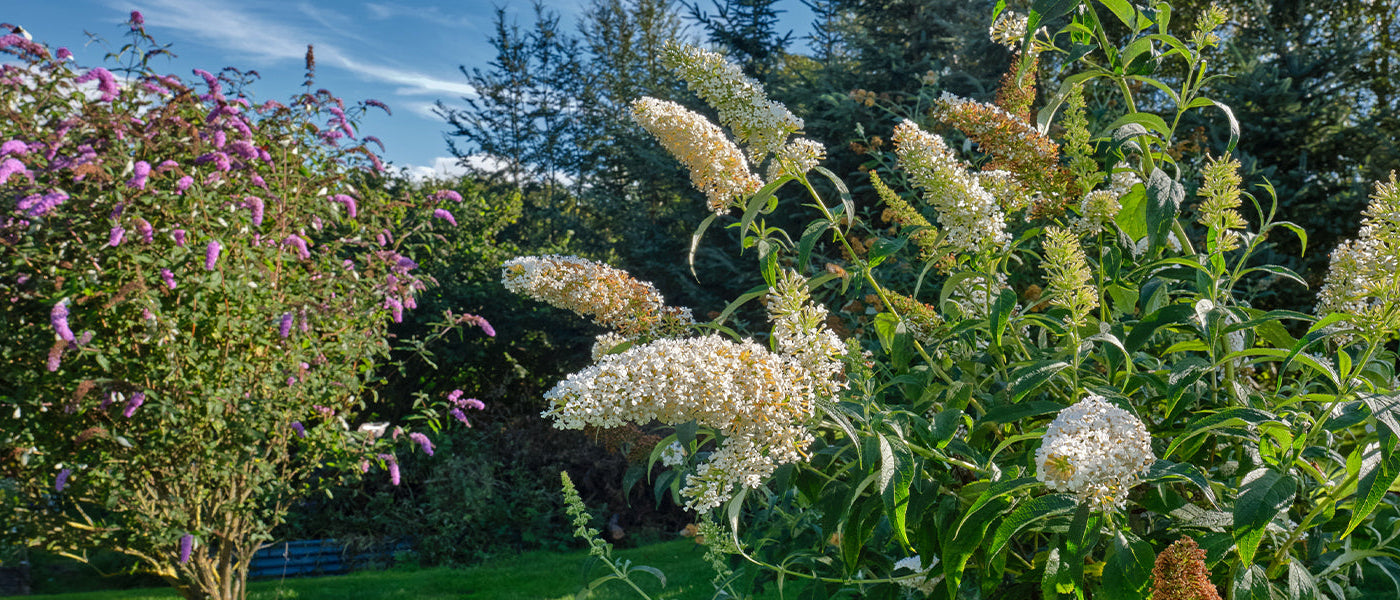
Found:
212,130 -> 226,148
378,454 -> 401,486
135,218 -> 153,243
205,240 -> 222,270
74,67 -> 119,102
17,191 -> 67,217
229,140 -> 258,159
291,422 -> 306,438
179,534 -> 193,564
279,312 -> 293,338
127,160 -> 151,189
129,10 -> 145,27
364,99 -> 392,115
56,468 -> 71,492
245,196 -> 264,226
385,297 -> 403,323
56,47 -> 72,60
51,299 -> 75,342
432,209 -> 457,226
123,392 -> 145,418
250,174 -> 267,189
363,136 -> 385,152
431,190 -> 463,203
192,69 -> 222,98
0,157 -> 30,184
156,159 -> 178,172
331,194 -> 357,218
175,176 -> 193,193
108,226 -> 125,247
0,140 -> 28,156
409,432 -> 435,456
449,408 -> 471,427
284,235 -> 310,259
463,398 -> 485,410
172,229 -> 187,246
161,269 -> 176,289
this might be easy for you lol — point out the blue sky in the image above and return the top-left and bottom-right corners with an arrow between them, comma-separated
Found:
6,0 -> 813,179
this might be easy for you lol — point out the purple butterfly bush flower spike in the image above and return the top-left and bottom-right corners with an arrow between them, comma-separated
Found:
205,240 -> 221,270
291,422 -> 306,438
409,432 -> 435,456
130,10 -> 145,27
175,175 -> 193,193
0,157 -> 31,185
127,160 -> 151,189
245,196 -> 264,226
51,299 -> 75,342
432,190 -> 463,203
279,312 -> 293,338
432,208 -> 456,226
56,468 -> 71,492
179,534 -> 194,564
161,269 -> 176,289
123,392 -> 145,417
172,229 -> 187,246
108,226 -> 125,247
449,408 -> 471,427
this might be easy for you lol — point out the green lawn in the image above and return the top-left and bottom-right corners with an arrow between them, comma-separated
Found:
22,539 -> 750,600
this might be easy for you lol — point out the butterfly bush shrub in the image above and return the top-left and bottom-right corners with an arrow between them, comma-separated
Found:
0,14 -> 485,600
511,2 -> 1400,599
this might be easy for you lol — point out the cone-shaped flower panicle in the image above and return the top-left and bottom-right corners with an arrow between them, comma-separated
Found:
767,269 -> 845,398
543,334 -> 830,511
1042,226 -> 1099,328
893,120 -> 1009,254
1315,173 -> 1400,337
1036,394 -> 1154,510
631,97 -> 761,214
660,41 -> 802,160
502,255 -> 693,338
1151,537 -> 1222,600
766,137 -> 825,181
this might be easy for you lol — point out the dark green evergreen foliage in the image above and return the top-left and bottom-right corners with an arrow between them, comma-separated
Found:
1176,1 -> 1400,292
684,0 -> 793,79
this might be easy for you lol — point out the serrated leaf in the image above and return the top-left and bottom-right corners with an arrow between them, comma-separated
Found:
879,435 -> 915,548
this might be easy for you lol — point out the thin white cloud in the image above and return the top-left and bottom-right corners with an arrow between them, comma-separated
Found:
363,2 -> 482,30
114,0 -> 474,98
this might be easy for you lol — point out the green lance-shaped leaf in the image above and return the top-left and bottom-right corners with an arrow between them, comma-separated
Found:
1146,167 -> 1185,254
1232,467 -> 1296,566
1101,530 -> 1155,600
878,434 -> 915,548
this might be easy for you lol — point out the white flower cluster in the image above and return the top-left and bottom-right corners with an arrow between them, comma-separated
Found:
1072,189 -> 1121,236
977,169 -> 1032,215
1315,173 -> 1400,335
542,334 -> 822,511
660,41 -> 803,161
631,97 -> 763,213
1107,163 -> 1141,197
1036,395 -> 1155,510
988,11 -> 1030,49
502,255 -> 694,338
591,332 -> 630,362
768,270 -> 846,399
892,120 -> 1009,254
893,555 -> 942,595
766,137 -> 826,181
661,441 -> 686,467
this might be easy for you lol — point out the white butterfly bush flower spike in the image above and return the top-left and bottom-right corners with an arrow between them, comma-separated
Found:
502,254 -> 694,338
892,120 -> 1009,254
1036,394 -> 1155,511
631,97 -> 763,214
1315,173 -> 1400,337
536,269 -> 843,512
661,441 -> 686,467
660,41 -> 804,161
893,554 -> 942,594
